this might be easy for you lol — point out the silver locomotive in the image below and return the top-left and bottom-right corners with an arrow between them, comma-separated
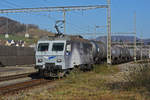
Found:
35,35 -> 94,77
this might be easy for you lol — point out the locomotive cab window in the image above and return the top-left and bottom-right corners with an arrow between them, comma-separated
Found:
38,43 -> 49,51
52,43 -> 64,51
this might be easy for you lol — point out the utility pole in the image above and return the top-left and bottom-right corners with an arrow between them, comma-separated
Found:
93,25 -> 96,39
149,49 -> 150,59
5,18 -> 9,38
63,9 -> 66,34
6,18 -> 8,34
107,0 -> 111,64
140,32 -> 143,60
26,24 -> 28,34
134,12 -> 136,62
25,24 -> 29,38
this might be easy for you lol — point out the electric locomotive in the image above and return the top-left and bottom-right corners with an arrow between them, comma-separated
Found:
35,35 -> 93,77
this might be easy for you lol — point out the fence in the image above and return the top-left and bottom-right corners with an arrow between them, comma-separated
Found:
0,46 -> 35,66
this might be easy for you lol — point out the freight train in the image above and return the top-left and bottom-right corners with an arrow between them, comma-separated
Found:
35,34 -> 149,77
35,21 -> 149,77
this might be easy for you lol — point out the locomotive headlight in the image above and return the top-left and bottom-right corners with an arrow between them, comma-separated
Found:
57,59 -> 62,63
38,59 -> 43,63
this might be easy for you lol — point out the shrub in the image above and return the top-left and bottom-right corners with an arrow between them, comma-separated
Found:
109,63 -> 150,91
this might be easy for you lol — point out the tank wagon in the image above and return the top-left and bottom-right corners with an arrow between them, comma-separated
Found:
142,49 -> 149,59
90,43 -> 137,64
90,41 -> 107,64
35,34 -> 149,77
111,46 -> 131,64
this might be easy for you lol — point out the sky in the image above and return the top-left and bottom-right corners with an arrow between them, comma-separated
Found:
0,0 -> 149,38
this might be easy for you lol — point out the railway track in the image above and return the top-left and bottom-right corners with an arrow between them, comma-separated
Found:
0,72 -> 54,95
0,78 -> 52,95
0,72 -> 37,82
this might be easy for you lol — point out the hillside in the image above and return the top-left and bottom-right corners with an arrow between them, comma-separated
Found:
0,17 -> 38,34
0,17 -> 54,38
0,17 -> 55,46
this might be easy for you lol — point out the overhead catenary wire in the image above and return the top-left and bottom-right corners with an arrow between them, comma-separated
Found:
28,12 -> 87,34
0,4 -> 108,37
7,11 -> 103,37
21,11 -> 93,35
0,4 -> 108,35
48,13 -> 94,34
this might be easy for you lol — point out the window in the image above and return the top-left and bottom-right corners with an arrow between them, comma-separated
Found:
52,43 -> 64,51
38,43 -> 49,51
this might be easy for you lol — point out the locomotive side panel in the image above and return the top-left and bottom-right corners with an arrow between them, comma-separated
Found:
69,40 -> 93,68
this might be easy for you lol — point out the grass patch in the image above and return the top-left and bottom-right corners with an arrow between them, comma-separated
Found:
122,63 -> 150,91
93,64 -> 119,75
4,64 -> 150,100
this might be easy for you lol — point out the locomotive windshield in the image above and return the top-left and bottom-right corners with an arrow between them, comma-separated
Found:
52,43 -> 64,51
38,43 -> 49,51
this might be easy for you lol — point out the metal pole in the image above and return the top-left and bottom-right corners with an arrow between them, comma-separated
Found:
6,18 -> 8,34
26,24 -> 28,34
134,12 -> 137,62
140,32 -> 143,60
0,5 -> 109,14
107,0 -> 111,64
149,49 -> 150,59
63,9 -> 66,34
94,25 -> 96,39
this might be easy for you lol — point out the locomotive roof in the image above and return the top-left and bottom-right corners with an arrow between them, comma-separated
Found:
39,34 -> 91,43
